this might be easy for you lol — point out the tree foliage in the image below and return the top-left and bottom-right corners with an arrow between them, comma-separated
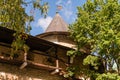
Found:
0,0 -> 48,58
69,0 -> 120,79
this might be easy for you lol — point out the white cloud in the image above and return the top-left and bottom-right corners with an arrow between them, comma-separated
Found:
64,9 -> 73,19
67,0 -> 72,4
56,0 -> 62,5
56,0 -> 74,20
37,16 -> 52,31
63,0 -> 73,20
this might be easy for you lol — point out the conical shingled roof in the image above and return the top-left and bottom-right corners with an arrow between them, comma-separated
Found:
45,13 -> 68,32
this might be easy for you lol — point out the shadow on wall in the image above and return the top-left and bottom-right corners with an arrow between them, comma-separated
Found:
0,63 -> 63,80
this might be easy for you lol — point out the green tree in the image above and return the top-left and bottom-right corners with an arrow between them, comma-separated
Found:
69,0 -> 120,79
0,0 -> 48,58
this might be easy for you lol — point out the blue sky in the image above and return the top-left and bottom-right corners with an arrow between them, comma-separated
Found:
29,0 -> 86,36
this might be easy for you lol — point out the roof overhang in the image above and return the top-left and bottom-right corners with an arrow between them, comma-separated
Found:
0,26 -> 73,52
36,31 -> 70,38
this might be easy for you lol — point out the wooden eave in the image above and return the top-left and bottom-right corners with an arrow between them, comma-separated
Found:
0,26 -> 73,52
36,31 -> 70,38
0,26 -> 90,54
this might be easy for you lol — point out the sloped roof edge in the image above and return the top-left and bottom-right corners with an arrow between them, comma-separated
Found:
36,31 -> 70,38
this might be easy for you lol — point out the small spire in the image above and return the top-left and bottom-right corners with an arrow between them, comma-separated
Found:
56,11 -> 58,14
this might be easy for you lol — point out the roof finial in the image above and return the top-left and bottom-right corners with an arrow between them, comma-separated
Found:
56,5 -> 62,13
